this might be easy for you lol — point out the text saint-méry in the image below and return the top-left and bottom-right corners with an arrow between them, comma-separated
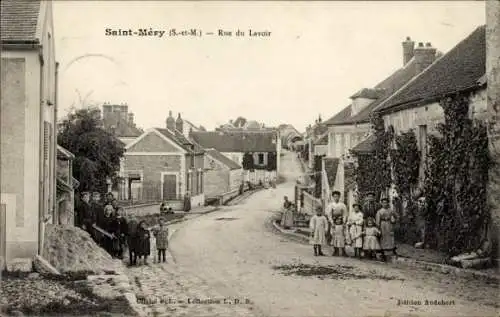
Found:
105,28 -> 166,38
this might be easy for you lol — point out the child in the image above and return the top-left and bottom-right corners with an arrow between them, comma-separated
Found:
363,217 -> 381,260
331,217 -> 346,256
153,219 -> 169,263
127,216 -> 138,266
348,203 -> 364,258
309,207 -> 328,256
113,208 -> 128,259
136,220 -> 151,265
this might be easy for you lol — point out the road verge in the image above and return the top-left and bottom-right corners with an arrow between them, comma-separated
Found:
269,218 -> 500,283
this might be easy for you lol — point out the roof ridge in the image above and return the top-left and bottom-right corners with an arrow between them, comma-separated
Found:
375,24 -> 485,114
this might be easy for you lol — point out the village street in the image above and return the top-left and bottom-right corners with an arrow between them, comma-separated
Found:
125,151 -> 498,317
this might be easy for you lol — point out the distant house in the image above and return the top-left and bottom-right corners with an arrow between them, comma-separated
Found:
102,103 -> 143,145
322,36 -> 441,211
279,125 -> 302,150
119,111 -> 205,208
190,130 -> 280,184
56,145 -> 78,226
313,133 -> 328,156
204,148 -> 243,201
1,0 -> 58,268
305,117 -> 328,169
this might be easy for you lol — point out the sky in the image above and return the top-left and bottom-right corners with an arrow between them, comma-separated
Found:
53,1 -> 485,132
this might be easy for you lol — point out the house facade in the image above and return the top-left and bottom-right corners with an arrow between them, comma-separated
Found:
322,36 -> 440,212
120,112 -> 205,208
190,130 -> 280,184
1,0 -> 58,268
204,148 -> 243,199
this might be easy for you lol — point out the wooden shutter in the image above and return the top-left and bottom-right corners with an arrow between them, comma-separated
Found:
44,122 -> 50,160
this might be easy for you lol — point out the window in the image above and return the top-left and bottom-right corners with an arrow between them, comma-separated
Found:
186,172 -> 191,194
197,171 -> 202,194
200,171 -> 204,193
258,153 -> 264,165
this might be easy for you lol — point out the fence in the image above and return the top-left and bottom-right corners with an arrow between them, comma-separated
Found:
117,182 -> 186,204
300,190 -> 323,215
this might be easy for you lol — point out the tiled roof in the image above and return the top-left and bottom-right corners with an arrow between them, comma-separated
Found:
0,0 -> 41,43
314,133 -> 328,145
323,157 -> 340,188
155,128 -> 204,154
114,119 -> 142,138
324,57 -> 420,126
377,25 -> 486,114
206,148 -> 242,170
190,131 -> 277,153
323,105 -> 352,125
350,88 -> 385,100
342,58 -> 419,124
313,123 -> 328,136
350,134 -> 377,154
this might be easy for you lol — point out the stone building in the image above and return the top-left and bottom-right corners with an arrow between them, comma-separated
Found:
119,111 -> 205,208
204,148 -> 243,201
373,25 -> 487,186
322,36 -> 439,211
190,130 -> 279,184
1,0 -> 58,269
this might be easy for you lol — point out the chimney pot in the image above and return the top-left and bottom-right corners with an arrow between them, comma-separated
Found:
418,42 -> 424,47
402,36 -> 415,66
414,41 -> 437,74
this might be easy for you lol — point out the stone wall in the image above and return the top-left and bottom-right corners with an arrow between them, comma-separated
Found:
486,0 -> 500,258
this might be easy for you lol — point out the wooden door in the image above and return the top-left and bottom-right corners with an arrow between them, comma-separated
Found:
162,174 -> 177,200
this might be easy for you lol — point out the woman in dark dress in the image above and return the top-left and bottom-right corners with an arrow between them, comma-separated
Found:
101,204 -> 116,254
110,208 -> 128,259
136,220 -> 151,265
127,216 -> 139,266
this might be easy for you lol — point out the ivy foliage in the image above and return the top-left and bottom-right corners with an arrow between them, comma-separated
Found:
353,113 -> 392,201
57,107 -> 125,193
266,152 -> 277,171
391,130 -> 420,198
423,93 -> 491,255
242,152 -> 255,170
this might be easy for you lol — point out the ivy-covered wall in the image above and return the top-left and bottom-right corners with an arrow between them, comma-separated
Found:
486,0 -> 500,258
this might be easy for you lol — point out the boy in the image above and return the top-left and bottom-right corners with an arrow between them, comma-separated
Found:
153,219 -> 169,263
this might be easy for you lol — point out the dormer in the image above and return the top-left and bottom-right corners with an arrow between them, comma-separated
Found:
349,88 -> 384,116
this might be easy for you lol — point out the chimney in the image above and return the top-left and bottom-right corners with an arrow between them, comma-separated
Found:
166,110 -> 175,131
402,36 -> 415,66
128,113 -> 134,126
176,113 -> 184,133
119,103 -> 128,121
414,41 -> 437,74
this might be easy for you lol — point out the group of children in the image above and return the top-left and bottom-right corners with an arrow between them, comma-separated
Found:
76,191 -> 171,265
310,193 -> 397,262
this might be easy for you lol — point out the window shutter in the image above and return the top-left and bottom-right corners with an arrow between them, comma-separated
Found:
44,122 -> 50,160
